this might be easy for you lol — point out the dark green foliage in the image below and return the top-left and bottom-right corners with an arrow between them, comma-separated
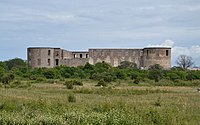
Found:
71,80 -> 83,86
91,72 -> 116,82
0,61 -> 8,70
118,61 -> 137,69
96,79 -> 107,87
167,73 -> 180,81
64,80 -> 83,89
148,64 -> 164,82
5,58 -> 26,70
42,68 -> 60,79
1,73 -> 15,84
113,70 -> 127,79
130,71 -> 139,80
0,67 -> 5,80
68,93 -> 76,103
94,62 -> 112,73
64,81 -> 74,89
133,77 -> 140,84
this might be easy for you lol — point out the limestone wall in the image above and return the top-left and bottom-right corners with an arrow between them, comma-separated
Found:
60,58 -> 89,67
28,47 -> 171,69
88,49 -> 143,67
143,47 -> 171,69
28,48 -> 56,68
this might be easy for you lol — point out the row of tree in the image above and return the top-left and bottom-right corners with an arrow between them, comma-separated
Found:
0,56 -> 199,85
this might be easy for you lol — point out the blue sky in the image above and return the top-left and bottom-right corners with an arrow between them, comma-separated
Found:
0,0 -> 200,66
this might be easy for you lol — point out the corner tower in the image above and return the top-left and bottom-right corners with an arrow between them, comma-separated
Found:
27,47 -> 62,68
143,47 -> 171,69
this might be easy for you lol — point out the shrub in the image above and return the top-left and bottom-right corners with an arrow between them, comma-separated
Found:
133,77 -> 141,84
130,71 -> 139,80
154,97 -> 162,107
91,72 -> 116,82
72,80 -> 83,86
64,81 -> 74,89
10,81 -> 31,88
64,80 -> 83,89
68,93 -> 76,103
35,77 -> 46,83
96,79 -> 107,87
148,64 -> 164,82
43,69 -> 56,79
1,73 -> 15,84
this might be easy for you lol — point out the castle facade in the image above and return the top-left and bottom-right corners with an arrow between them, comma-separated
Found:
27,47 -> 171,69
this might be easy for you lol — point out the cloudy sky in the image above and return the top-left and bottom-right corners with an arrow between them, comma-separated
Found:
0,0 -> 200,66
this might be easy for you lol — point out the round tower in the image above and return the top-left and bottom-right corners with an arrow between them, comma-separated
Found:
143,47 -> 171,69
27,47 -> 61,68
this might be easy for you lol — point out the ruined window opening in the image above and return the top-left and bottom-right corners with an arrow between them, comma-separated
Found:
166,50 -> 169,56
156,51 -> 159,56
48,50 -> 51,56
147,50 -> 149,56
38,59 -> 41,65
56,51 -> 59,56
86,54 -> 88,58
80,54 -> 82,58
55,59 -> 59,66
74,54 -> 76,58
140,51 -> 143,56
28,50 -> 31,56
48,59 -> 50,66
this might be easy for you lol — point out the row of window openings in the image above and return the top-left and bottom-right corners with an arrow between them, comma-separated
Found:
38,59 -> 59,66
48,50 -> 59,56
74,54 -> 88,58
147,50 -> 169,56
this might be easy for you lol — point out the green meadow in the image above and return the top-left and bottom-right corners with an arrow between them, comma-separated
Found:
0,80 -> 200,125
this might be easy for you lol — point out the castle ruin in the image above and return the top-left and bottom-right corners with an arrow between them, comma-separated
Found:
27,47 -> 171,69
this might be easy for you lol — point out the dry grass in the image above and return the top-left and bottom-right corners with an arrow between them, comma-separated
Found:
0,82 -> 200,124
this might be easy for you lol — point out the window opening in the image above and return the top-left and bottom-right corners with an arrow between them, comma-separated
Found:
38,59 -> 41,65
48,59 -> 50,66
166,50 -> 169,56
48,50 -> 51,56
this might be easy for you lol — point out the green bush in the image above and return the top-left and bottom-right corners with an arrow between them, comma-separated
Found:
1,73 -> 15,84
68,93 -> 76,103
10,80 -> 31,88
91,72 -> 116,82
96,79 -> 107,87
133,77 -> 140,84
64,82 -> 74,89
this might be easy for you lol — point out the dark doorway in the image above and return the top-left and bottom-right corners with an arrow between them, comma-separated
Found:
55,59 -> 59,66
166,50 -> 169,56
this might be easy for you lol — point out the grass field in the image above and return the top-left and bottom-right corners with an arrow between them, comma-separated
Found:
0,80 -> 200,125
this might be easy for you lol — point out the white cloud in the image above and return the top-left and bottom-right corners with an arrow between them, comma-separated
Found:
147,39 -> 174,47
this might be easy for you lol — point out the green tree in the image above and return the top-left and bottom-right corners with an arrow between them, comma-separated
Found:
118,61 -> 137,69
94,62 -> 112,73
0,67 -> 6,79
148,64 -> 164,82
0,61 -> 8,70
5,58 -> 27,70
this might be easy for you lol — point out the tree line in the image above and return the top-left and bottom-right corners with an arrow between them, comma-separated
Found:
0,55 -> 199,86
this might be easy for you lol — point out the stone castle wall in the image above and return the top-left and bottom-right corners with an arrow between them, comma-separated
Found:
89,49 -> 143,67
28,47 -> 171,69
